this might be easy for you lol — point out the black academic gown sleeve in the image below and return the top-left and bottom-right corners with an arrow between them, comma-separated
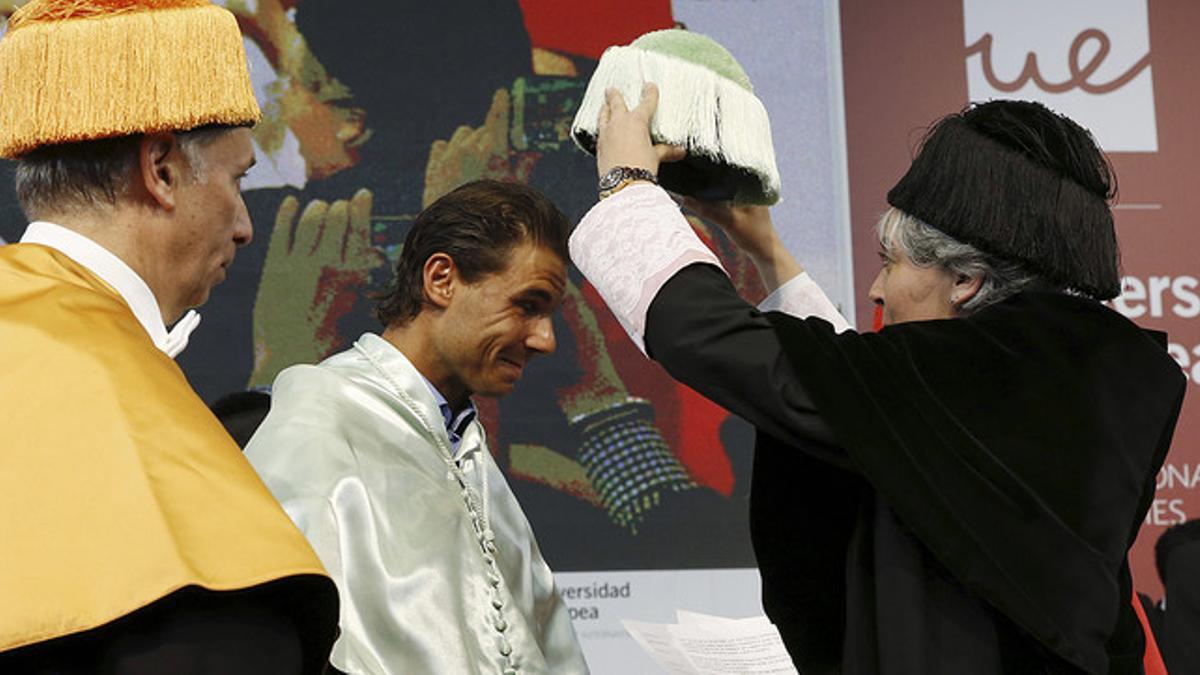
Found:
644,264 -> 842,461
645,265 -> 867,671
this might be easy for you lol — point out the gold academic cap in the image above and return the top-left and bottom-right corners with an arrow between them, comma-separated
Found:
0,0 -> 261,158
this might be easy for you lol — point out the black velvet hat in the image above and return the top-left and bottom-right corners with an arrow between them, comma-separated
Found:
887,100 -> 1121,300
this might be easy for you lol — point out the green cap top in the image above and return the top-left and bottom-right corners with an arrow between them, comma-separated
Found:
631,29 -> 753,92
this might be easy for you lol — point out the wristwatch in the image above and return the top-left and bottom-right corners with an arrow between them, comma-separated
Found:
598,166 -> 657,199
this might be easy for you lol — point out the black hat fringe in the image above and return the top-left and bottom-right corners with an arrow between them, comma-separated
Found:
887,101 -> 1121,300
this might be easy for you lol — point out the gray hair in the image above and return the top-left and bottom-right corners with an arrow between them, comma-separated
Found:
877,207 -> 1048,314
14,125 -> 233,219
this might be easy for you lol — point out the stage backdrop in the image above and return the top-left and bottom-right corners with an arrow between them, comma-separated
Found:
3,0 -> 1192,668
839,0 -> 1199,600
0,1 -> 852,671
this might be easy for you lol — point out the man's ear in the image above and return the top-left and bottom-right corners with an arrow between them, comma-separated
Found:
138,132 -> 183,210
950,273 -> 984,309
422,253 -> 456,310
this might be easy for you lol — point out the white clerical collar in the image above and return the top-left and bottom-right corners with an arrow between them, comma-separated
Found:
20,221 -> 200,358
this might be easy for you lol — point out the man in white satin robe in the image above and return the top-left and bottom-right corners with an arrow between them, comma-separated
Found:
246,180 -> 588,674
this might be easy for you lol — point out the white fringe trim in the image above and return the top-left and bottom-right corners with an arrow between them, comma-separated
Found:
572,45 -> 781,204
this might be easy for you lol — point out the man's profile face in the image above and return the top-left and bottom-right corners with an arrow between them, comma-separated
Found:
438,242 -> 566,399
167,127 -> 256,316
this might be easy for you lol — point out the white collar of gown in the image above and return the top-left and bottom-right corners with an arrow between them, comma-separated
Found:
351,332 -> 485,462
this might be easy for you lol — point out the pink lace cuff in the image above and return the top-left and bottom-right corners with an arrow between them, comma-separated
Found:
757,273 -> 852,333
569,184 -> 725,353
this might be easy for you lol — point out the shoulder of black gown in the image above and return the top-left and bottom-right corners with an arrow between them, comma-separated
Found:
762,291 -> 1185,673
645,262 -> 843,457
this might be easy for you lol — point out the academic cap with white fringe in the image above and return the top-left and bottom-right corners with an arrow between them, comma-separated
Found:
572,28 -> 781,205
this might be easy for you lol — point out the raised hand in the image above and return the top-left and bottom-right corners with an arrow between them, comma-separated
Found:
595,83 -> 685,178
249,188 -> 386,387
423,88 -> 523,208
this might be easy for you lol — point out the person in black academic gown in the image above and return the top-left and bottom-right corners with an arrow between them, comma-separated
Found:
1139,519 -> 1200,673
569,87 -> 1186,674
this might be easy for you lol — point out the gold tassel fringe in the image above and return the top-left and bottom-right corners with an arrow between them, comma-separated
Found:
0,2 -> 260,158
9,0 -> 210,29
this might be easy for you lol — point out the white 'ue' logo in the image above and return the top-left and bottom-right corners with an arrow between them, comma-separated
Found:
963,0 -> 1157,153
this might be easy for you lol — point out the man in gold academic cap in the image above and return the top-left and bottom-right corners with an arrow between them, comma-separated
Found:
0,1 -> 338,672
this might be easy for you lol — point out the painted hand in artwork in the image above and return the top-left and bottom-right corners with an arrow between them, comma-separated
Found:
249,188 -> 386,387
423,88 -> 533,208
222,0 -> 367,182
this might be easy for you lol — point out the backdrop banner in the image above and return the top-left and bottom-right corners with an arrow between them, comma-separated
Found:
4,0 -> 1191,667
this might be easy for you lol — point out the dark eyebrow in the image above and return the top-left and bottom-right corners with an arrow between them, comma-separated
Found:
516,288 -> 555,304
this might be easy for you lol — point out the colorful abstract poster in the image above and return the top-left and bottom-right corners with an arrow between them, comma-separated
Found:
0,2 -> 848,658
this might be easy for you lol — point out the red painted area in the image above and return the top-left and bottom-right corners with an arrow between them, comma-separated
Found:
314,266 -> 368,350
517,0 -> 674,60
1133,590 -> 1167,675
674,382 -> 735,496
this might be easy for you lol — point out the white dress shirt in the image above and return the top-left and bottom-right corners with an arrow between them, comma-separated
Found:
20,221 -> 200,357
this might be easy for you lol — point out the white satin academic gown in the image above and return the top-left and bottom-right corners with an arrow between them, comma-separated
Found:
246,333 -> 588,674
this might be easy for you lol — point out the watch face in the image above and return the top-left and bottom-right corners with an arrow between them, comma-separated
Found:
598,168 -> 627,191
599,167 -> 653,191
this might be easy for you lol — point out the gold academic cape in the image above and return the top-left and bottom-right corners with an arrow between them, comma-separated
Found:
0,243 -> 337,655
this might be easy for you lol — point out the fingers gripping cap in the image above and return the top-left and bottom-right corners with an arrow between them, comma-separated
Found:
571,28 -> 781,205
0,0 -> 261,158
